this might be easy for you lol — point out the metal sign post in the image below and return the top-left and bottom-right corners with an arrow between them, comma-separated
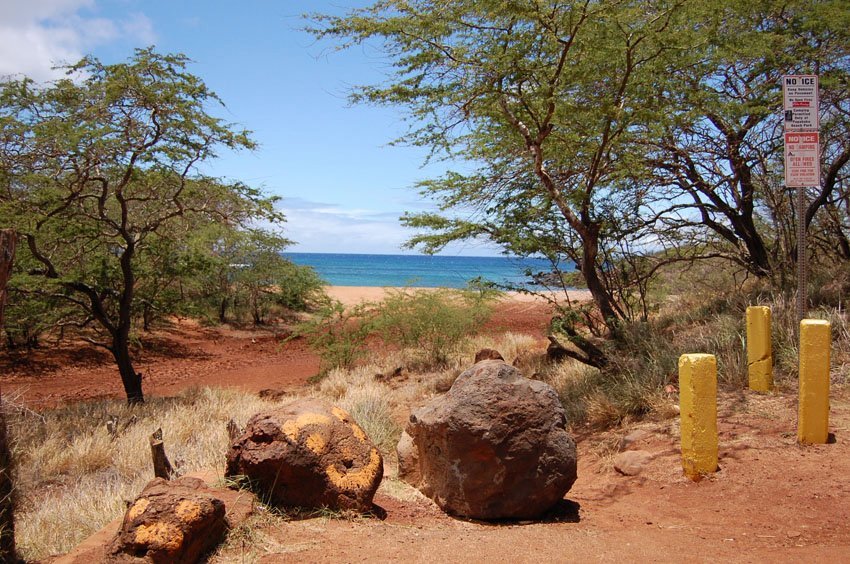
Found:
783,75 -> 819,323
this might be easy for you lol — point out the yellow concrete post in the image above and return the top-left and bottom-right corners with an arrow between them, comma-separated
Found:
679,354 -> 718,480
746,306 -> 773,392
798,319 -> 831,444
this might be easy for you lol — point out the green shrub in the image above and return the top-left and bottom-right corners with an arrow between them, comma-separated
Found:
292,299 -> 375,373
373,288 -> 498,367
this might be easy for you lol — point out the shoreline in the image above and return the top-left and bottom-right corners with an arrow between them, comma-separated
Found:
323,285 -> 591,307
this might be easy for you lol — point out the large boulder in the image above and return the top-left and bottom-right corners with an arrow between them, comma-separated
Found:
225,398 -> 383,512
108,477 -> 228,563
398,360 -> 577,520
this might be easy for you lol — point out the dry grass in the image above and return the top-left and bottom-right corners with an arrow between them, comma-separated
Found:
9,388 -> 279,560
315,365 -> 402,454
463,332 -> 540,365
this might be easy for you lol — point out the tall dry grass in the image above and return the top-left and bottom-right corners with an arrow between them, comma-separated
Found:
540,284 -> 849,429
8,388 -> 279,560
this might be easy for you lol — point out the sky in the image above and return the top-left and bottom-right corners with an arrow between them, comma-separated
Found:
0,0 -> 497,256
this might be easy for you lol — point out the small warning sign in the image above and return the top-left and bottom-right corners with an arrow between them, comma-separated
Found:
783,75 -> 819,132
784,132 -> 820,187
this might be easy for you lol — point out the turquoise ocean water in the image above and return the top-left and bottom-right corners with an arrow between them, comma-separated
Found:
285,253 -> 555,289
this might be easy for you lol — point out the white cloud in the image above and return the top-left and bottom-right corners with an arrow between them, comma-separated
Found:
0,1 -> 155,82
120,12 -> 155,45
280,200 -> 410,254
278,197 -> 502,256
0,0 -> 94,24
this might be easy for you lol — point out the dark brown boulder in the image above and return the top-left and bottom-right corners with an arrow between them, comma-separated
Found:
225,398 -> 383,512
395,430 -> 420,485
398,360 -> 577,520
108,477 -> 227,563
474,348 -> 504,363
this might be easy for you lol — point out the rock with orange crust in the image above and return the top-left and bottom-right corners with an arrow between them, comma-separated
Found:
225,398 -> 383,512
108,476 -> 227,563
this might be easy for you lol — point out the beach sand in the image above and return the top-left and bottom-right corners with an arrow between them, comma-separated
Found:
323,285 -> 591,307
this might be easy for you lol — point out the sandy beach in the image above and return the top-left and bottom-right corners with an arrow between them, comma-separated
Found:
323,285 -> 591,307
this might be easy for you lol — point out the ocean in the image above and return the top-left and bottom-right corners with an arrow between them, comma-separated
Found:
285,253 -> 556,289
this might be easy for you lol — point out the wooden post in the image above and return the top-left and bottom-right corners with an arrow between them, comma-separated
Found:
0,229 -> 17,561
150,428 -> 174,480
227,419 -> 241,443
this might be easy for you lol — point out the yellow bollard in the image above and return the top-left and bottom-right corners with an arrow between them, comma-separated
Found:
679,354 -> 718,480
798,319 -> 831,444
746,306 -> 773,392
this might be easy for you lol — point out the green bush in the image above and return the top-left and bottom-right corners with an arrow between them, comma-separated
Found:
292,299 -> 375,373
373,288 -> 498,367
294,287 -> 499,373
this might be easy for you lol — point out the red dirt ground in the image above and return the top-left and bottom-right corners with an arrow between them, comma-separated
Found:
3,299 -> 849,562
0,298 -> 553,408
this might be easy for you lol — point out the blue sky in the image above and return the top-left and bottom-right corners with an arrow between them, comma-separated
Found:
0,0 -> 496,255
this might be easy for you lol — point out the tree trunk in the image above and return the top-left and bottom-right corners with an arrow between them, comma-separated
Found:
219,298 -> 228,324
251,291 -> 262,325
0,231 -> 14,329
731,215 -> 772,277
114,237 -> 144,404
113,333 -> 144,404
0,229 -> 17,562
579,228 -> 621,331
143,302 -> 152,332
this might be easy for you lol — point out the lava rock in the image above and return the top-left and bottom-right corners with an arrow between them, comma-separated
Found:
225,398 -> 383,512
619,429 -> 652,452
614,450 -> 653,476
399,360 -> 577,520
109,477 -> 227,563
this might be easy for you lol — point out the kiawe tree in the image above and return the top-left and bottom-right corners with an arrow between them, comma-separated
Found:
312,0 -> 850,366
310,0 -> 698,366
647,0 -> 850,285
0,49 -> 279,403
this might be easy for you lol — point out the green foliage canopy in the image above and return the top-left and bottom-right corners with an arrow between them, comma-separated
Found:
310,0 -> 850,365
0,49 -> 282,402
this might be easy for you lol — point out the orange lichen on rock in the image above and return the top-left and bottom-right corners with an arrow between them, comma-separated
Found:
282,413 -> 332,443
305,432 -> 328,455
126,498 -> 149,521
325,448 -> 382,491
175,500 -> 202,523
133,522 -> 184,554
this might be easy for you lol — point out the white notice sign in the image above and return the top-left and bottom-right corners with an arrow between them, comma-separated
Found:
784,132 -> 820,187
783,75 -> 819,132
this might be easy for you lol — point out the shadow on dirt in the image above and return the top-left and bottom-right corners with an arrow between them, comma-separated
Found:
464,499 -> 582,527
0,345 -> 113,377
